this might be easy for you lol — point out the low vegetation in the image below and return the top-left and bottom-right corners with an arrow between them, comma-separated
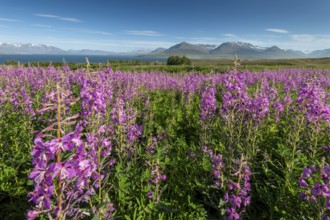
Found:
0,64 -> 330,219
166,55 -> 192,65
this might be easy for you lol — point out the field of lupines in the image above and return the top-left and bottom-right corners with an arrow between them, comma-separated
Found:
1,65 -> 330,220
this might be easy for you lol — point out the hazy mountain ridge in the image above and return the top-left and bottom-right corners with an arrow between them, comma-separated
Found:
161,42 -> 211,55
0,43 -> 114,55
157,42 -> 307,59
1,41 -> 330,59
0,43 -> 65,54
309,49 -> 330,58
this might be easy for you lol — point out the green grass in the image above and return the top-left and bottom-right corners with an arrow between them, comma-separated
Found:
2,57 -> 330,73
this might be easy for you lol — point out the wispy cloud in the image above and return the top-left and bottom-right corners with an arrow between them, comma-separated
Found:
266,28 -> 289,34
71,28 -> 112,36
31,24 -> 51,28
223,33 -> 238,38
0,17 -> 21,22
125,30 -> 164,37
34,13 -> 82,23
60,17 -> 82,22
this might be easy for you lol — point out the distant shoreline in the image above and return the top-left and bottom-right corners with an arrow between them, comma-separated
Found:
0,54 -> 167,64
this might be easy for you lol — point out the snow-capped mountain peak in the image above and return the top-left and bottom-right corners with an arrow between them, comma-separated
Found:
0,42 -> 65,54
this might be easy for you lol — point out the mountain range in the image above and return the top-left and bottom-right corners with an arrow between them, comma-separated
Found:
149,42 -> 330,59
1,42 -> 330,59
0,43 -> 116,56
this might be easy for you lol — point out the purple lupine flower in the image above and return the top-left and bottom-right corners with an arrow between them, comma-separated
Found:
146,137 -> 158,154
221,74 -> 251,119
296,81 -> 330,125
127,124 -> 143,143
273,101 -> 284,122
322,215 -> 330,220
248,90 -> 270,122
80,79 -> 106,119
322,166 -> 330,178
302,167 -> 313,179
19,87 -> 35,116
201,146 -> 208,153
49,134 -> 75,153
226,207 -> 240,220
29,166 -> 50,184
31,138 -> 56,167
223,157 -> 251,219
311,183 -> 330,197
78,160 -> 94,177
200,86 -> 217,120
327,200 -> 330,210
300,192 -> 307,201
229,195 -> 242,208
103,202 -> 115,219
283,96 -> 292,105
299,178 -> 309,188
27,210 -> 40,220
0,87 -> 5,103
202,146 -> 224,186
111,97 -> 126,126
147,189 -> 153,199
52,161 -> 76,180
299,164 -> 330,216
147,164 -> 166,201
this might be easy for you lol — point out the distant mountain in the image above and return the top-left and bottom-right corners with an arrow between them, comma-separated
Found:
287,49 -> 306,57
67,49 -> 115,55
130,49 -> 152,55
2,41 -> 330,60
198,44 -> 217,50
262,46 -> 304,59
0,43 -> 65,54
150,47 -> 167,54
210,42 -> 263,57
0,43 -> 118,55
149,41 -> 305,59
162,42 -> 211,55
309,49 -> 330,58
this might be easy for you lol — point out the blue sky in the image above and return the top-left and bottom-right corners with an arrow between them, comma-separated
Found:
0,0 -> 329,52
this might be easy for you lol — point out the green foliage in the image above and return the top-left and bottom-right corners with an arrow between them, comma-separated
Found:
1,66 -> 330,219
166,56 -> 192,65
0,108 -> 34,219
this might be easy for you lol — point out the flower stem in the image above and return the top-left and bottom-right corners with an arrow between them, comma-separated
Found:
56,83 -> 63,220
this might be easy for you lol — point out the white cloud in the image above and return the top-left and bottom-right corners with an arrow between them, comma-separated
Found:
71,28 -> 112,36
60,17 -> 82,23
222,33 -> 238,38
266,28 -> 289,34
34,13 -> 82,23
34,14 -> 58,18
125,30 -> 164,37
31,24 -> 51,28
0,17 -> 21,22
